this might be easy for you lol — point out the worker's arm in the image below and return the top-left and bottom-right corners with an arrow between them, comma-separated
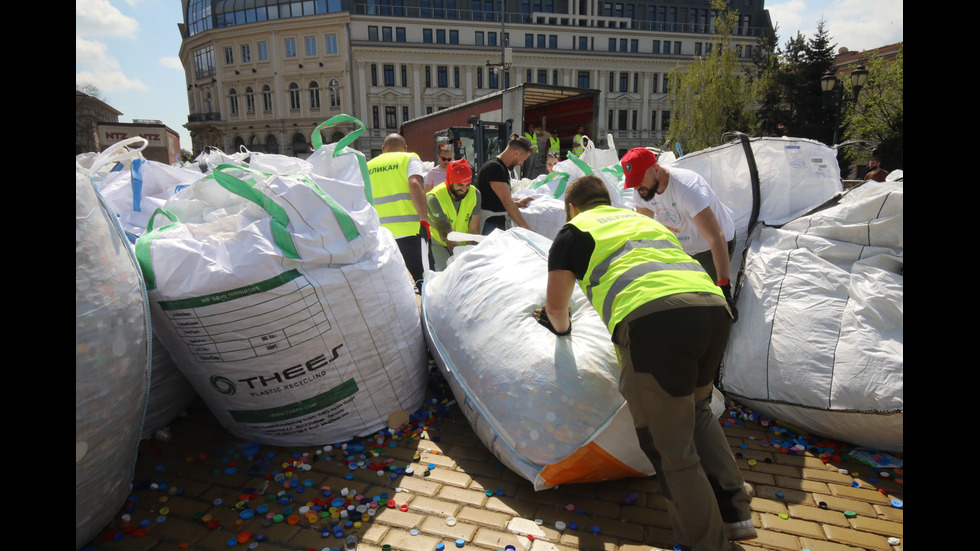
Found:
544,269 -> 577,334
467,212 -> 481,239
409,174 -> 428,224
693,206 -> 730,282
489,179 -> 531,230
636,206 -> 654,218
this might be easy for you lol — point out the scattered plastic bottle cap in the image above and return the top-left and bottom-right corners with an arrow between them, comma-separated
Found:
410,529 -> 420,536
436,544 -> 445,551
591,526 -> 600,534
455,539 -> 465,548
504,546 -> 515,551
568,521 -> 578,530
534,518 -> 544,525
890,499 -> 903,509
844,511 -> 857,519
496,488 -> 505,496
887,537 -> 901,545
446,516 -> 457,526
555,521 -> 566,530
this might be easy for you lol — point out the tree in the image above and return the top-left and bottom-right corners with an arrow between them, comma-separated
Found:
778,20 -> 837,145
749,23 -> 785,136
666,0 -> 756,152
841,45 -> 903,170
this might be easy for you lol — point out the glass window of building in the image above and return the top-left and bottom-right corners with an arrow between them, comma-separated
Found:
396,27 -> 406,41
258,41 -> 268,61
309,81 -> 321,109
437,66 -> 448,87
224,47 -> 234,65
329,79 -> 341,108
241,44 -> 251,63
285,38 -> 297,58
384,65 -> 395,86
245,86 -> 255,113
577,71 -> 589,88
325,34 -> 338,54
289,82 -> 301,110
263,85 -> 273,112
229,88 -> 239,115
369,26 -> 379,41
305,36 -> 317,56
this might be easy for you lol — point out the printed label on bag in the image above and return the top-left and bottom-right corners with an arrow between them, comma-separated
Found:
157,269 -> 361,434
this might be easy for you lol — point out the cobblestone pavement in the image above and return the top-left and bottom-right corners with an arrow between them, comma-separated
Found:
81,368 -> 903,551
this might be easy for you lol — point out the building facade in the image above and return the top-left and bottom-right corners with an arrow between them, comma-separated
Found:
179,0 -> 772,158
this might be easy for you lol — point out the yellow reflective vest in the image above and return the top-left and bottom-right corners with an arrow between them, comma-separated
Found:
572,134 -> 585,156
568,205 -> 721,332
426,184 -> 477,247
524,131 -> 539,153
548,136 -> 560,155
367,151 -> 421,238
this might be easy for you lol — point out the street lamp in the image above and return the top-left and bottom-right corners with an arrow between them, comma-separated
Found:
821,64 -> 870,145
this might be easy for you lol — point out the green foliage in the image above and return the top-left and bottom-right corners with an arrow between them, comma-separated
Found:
666,0 -> 757,152
841,45 -> 903,169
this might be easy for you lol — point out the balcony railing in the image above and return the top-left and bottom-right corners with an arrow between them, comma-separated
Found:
188,112 -> 223,123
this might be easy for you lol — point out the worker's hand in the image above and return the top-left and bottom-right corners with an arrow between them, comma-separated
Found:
533,306 -> 571,336
719,282 -> 738,323
516,196 -> 534,208
419,220 -> 431,241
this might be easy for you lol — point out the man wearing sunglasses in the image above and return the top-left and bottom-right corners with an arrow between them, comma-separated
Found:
425,148 -> 454,192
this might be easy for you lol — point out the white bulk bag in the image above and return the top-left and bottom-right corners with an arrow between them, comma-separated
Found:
722,181 -> 903,452
76,157 -> 150,548
422,228 -> 724,490
134,160 -> 427,446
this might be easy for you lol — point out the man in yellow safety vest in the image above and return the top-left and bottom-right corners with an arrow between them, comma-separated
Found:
535,175 -> 755,551
367,133 -> 430,291
425,159 -> 482,271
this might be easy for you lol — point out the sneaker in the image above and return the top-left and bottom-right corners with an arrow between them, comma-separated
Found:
724,519 -> 757,541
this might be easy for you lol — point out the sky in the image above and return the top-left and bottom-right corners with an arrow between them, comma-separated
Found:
75,0 -> 903,154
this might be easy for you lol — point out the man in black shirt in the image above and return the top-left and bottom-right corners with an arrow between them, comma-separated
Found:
476,134 -> 535,235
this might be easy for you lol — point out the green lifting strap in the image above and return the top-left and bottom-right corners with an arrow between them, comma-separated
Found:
311,114 -> 373,206
135,207 -> 182,291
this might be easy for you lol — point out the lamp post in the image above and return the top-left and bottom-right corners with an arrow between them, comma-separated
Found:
821,64 -> 869,145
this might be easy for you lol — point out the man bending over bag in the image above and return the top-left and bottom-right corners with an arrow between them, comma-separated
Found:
534,175 -> 755,551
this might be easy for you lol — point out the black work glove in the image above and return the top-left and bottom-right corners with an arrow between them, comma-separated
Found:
719,283 -> 738,323
533,306 -> 571,336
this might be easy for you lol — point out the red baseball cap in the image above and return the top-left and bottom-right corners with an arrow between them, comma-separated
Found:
620,148 -> 658,189
447,159 -> 472,185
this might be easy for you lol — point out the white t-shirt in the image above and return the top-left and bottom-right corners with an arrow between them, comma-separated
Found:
632,166 -> 735,255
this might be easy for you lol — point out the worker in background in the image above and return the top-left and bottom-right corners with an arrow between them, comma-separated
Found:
572,126 -> 587,157
865,158 -> 889,182
475,134 -> 535,235
547,131 -> 561,158
535,175 -> 756,551
367,133 -> 429,292
426,159 -> 482,271
424,147 -> 453,192
622,148 -> 736,307
523,122 -> 553,179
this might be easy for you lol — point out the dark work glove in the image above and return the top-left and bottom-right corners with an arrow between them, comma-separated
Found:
533,306 -> 571,336
719,283 -> 739,323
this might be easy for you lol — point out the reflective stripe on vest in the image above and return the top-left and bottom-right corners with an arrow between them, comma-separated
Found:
548,137 -> 560,154
426,184 -> 477,247
524,132 -> 539,153
569,205 -> 721,332
572,134 -> 585,156
368,151 -> 420,238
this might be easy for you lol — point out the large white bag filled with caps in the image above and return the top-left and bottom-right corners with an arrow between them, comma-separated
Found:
135,119 -> 427,446
722,181 -> 903,452
76,158 -> 151,549
422,228 -> 723,490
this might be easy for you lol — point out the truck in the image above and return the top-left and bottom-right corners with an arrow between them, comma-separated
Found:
399,83 -> 600,179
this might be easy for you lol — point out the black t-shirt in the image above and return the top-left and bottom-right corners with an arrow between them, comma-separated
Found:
476,157 -> 511,214
548,224 -> 595,279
